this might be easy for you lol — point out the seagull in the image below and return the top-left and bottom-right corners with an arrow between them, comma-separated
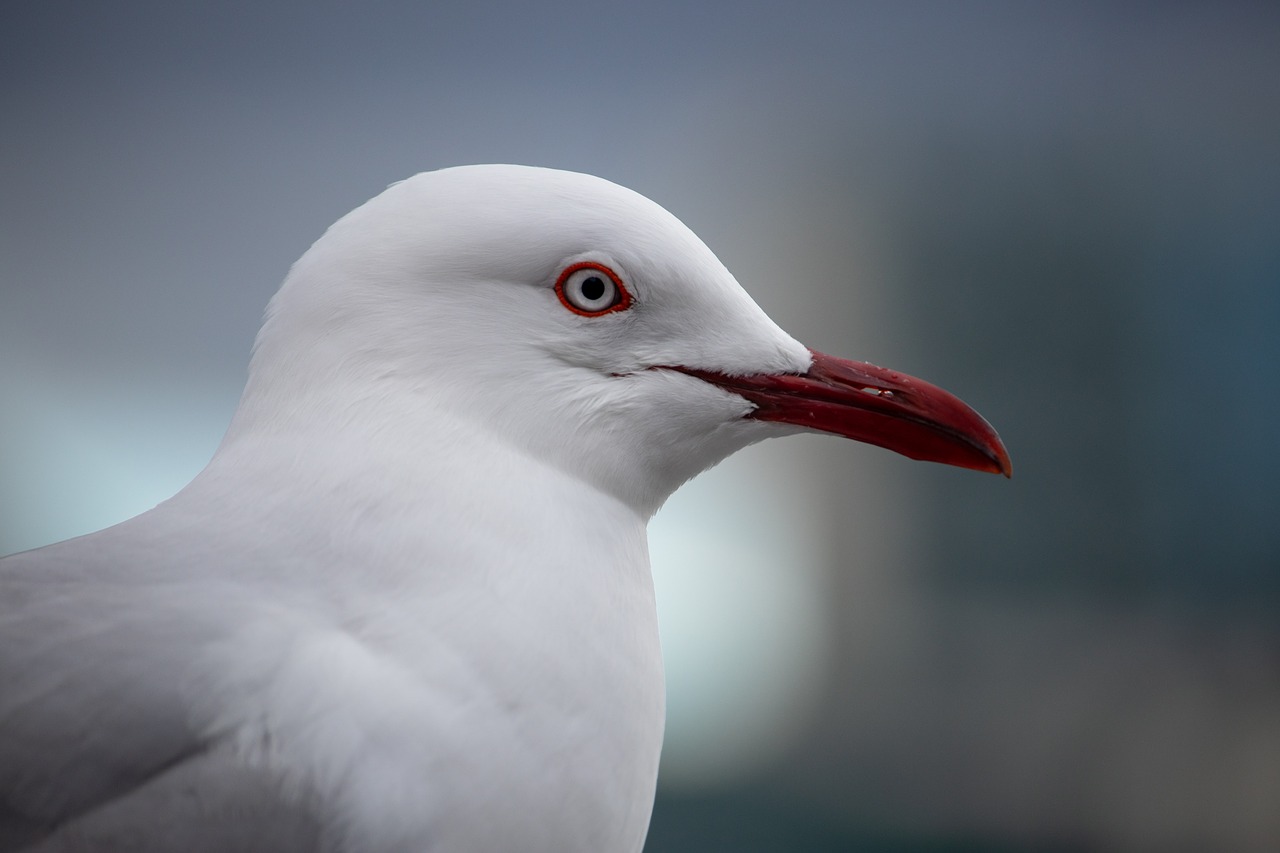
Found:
0,165 -> 1009,853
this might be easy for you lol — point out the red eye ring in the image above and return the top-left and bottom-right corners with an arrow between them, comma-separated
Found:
554,262 -> 632,317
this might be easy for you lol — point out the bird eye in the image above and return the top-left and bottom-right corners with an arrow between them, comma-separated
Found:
555,262 -> 631,316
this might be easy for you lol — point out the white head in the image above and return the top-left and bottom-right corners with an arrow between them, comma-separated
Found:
226,165 -> 1007,517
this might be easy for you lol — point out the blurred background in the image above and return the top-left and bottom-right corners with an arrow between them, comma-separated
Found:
3,2 -> 1278,850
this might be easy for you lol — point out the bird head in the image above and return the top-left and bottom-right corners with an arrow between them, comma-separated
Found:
231,165 -> 1008,516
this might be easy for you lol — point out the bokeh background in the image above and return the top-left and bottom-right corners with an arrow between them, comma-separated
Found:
3,2 -> 1278,850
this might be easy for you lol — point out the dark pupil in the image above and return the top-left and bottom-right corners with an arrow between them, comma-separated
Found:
580,276 -> 606,302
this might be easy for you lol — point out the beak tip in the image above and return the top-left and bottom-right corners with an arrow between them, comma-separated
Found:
980,432 -> 1012,478
995,446 -> 1013,479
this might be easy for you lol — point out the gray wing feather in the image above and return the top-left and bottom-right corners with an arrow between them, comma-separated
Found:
0,529 -> 318,852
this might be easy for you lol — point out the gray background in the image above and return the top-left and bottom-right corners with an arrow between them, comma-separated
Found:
3,2 -> 1278,850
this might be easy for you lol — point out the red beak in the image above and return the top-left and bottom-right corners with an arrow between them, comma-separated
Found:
672,349 -> 1011,477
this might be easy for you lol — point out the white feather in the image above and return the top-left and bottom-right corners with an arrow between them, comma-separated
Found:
1,165 -> 810,852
